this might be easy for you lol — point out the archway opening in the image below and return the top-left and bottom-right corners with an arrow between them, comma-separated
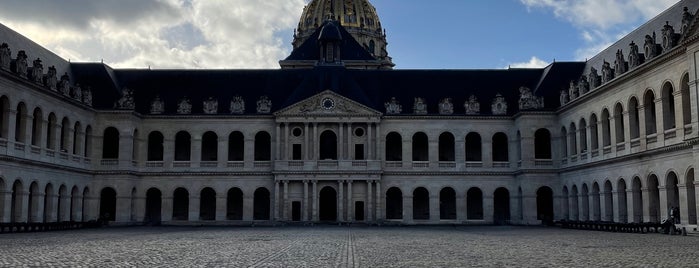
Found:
147,131 -> 164,161
254,132 -> 271,161
99,187 -> 117,221
591,183 -> 601,221
494,188 -> 510,224
438,133 -> 455,161
467,187 -> 483,220
536,186 -> 554,223
228,132 -> 245,161
227,188 -> 244,220
385,132 -> 402,161
102,127 -> 120,159
632,177 -> 643,223
412,187 -> 429,220
412,133 -> 428,161
666,172 -> 680,221
617,179 -> 628,222
319,186 -> 337,221
686,169 -> 697,224
439,187 -> 456,220
492,133 -> 509,162
253,188 -> 270,220
199,187 -> 216,221
145,188 -> 162,225
581,184 -> 590,221
43,184 -> 54,222
465,132 -> 482,161
175,131 -> 191,161
201,132 -> 218,161
603,181 -> 614,221
534,129 -> 552,159
648,175 -> 660,222
172,188 -> 189,220
385,187 -> 403,219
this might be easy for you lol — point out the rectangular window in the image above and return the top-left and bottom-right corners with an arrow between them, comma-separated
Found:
354,144 -> 364,160
326,44 -> 334,62
293,144 -> 302,160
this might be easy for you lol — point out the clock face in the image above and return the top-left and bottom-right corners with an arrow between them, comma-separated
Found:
321,97 -> 335,110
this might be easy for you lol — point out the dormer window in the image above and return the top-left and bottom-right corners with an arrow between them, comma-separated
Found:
326,43 -> 335,62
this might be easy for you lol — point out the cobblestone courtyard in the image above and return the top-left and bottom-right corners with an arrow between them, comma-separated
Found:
0,226 -> 697,267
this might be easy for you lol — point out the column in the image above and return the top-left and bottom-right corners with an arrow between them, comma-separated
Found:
638,106 -> 648,150
32,193 -> 45,223
522,194 -> 538,224
244,138 -> 254,168
163,137 -> 174,168
217,137 -> 227,166
188,194 -> 199,221
456,191 -> 466,222
45,192 -> 57,222
375,124 -> 381,161
347,123 -> 353,160
242,194 -> 254,221
695,181 -> 699,225
578,193 -> 585,221
303,180 -> 309,221
366,181 -> 373,222
215,194 -> 226,221
347,181 -> 353,222
284,123 -> 289,160
599,191 -> 608,221
190,135 -> 201,164
118,132 -> 134,166
655,99 -> 665,141
339,123 -> 344,160
659,186 -> 668,221
609,116 -> 617,154
312,181 -> 318,221
116,195 -> 131,222
338,181 -> 344,222
403,193 -> 413,223
72,194 -> 84,222
283,181 -> 289,221
375,181 -> 382,220
429,191 -> 439,221
483,138 -> 493,167
589,192 -> 597,221
313,123 -> 319,160
274,181 -> 280,220
428,136 -> 438,166
5,110 -> 16,144
673,91 -> 684,138
483,194 -> 494,224
161,194 -> 173,222
304,123 -> 309,160
641,187 -> 650,222
611,190 -> 620,222
275,124 -> 281,160
678,184 -> 689,224
402,138 -> 411,167
59,193 -> 70,221
133,194 -> 145,222
367,124 -> 373,160
626,189 -> 635,223
16,190 -> 28,222
623,111 -> 631,148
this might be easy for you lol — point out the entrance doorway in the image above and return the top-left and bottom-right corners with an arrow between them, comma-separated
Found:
292,201 -> 301,221
145,188 -> 162,225
319,187 -> 337,221
355,201 -> 365,221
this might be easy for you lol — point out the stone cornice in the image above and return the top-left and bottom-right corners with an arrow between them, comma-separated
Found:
382,115 -> 513,121
0,155 -> 92,175
0,69 -> 95,112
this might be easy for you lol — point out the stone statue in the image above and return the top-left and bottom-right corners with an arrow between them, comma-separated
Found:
560,90 -> 569,106
230,95 -> 245,114
438,98 -> 453,115
45,66 -> 57,91
72,83 -> 82,101
464,95 -> 480,115
384,97 -> 401,115
601,60 -> 614,83
491,93 -> 507,115
115,87 -> 135,110
203,97 -> 218,114
519,86 -> 544,110
662,21 -> 676,50
177,97 -> 192,114
589,67 -> 601,88
14,50 -> 28,78
628,42 -> 641,68
569,80 -> 578,99
644,33 -> 658,60
150,95 -> 164,114
256,95 -> 272,114
614,49 -> 627,76
0,43 -> 10,70
82,87 -> 92,106
31,58 -> 43,83
578,75 -> 590,94
413,97 -> 427,115
59,72 -> 71,96
682,7 -> 694,34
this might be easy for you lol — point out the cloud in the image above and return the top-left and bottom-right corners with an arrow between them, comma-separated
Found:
0,0 -> 306,69
520,0 -> 679,59
508,56 -> 549,69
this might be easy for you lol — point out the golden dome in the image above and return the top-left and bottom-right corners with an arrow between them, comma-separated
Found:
294,0 -> 391,63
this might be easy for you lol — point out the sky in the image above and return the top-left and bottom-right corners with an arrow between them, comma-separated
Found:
0,0 -> 681,70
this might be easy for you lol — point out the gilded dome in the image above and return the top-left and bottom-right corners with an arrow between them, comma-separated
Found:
294,0 -> 391,64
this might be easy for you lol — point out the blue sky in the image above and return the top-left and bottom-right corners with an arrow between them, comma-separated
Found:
0,0 -> 681,69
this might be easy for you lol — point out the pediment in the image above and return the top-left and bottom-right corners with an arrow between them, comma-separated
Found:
274,90 -> 381,117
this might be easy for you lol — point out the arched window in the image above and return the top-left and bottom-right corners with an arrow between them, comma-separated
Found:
199,187 -> 216,221
590,114 -> 599,151
319,130 -> 337,160
601,109 -> 611,147
46,113 -> 56,149
0,96 -> 9,139
228,131 -> 244,161
579,119 -> 588,153
172,188 -> 189,220
629,97 -> 640,139
60,117 -> 70,152
84,126 -> 92,157
644,90 -> 657,135
14,102 -> 27,143
385,132 -> 402,161
31,108 -> 42,146
614,103 -> 625,143
662,82 -> 676,130
412,187 -> 429,220
253,187 -> 270,220
467,187 -> 483,219
569,123 -> 577,155
227,188 -> 244,220
174,131 -> 191,161
254,131 -> 271,161
492,132 -> 508,162
438,132 -> 455,161
385,187 -> 403,219
560,127 -> 568,158
102,127 -> 120,159
201,131 -> 218,161
73,122 -> 82,155
412,132 -> 428,161
132,129 -> 139,161
99,187 -> 117,221
465,132 -> 482,161
147,131 -> 164,161
681,74 -> 691,126
439,187 -> 456,219
534,128 -> 551,159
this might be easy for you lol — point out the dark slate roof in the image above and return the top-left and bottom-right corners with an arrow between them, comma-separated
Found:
70,63 -> 122,109
533,62 -> 587,107
285,20 -> 376,62
0,23 -> 73,79
584,0 -> 699,75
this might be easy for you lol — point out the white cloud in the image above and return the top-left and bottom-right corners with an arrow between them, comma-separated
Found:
0,0 -> 306,69
508,56 -> 549,69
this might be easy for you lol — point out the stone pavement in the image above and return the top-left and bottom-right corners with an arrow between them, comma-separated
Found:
0,226 -> 697,267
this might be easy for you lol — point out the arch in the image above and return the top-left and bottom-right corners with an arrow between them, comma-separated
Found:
685,169 -> 697,224
30,108 -> 42,146
58,184 -> 68,222
644,90 -> 657,135
0,96 -> 9,138
226,187 -> 244,220
467,187 -> 483,220
603,180 -> 614,221
438,132 -> 455,162
492,132 -> 508,162
629,97 -> 640,139
70,186 -> 80,221
589,114 -> 599,151
534,129 -> 552,159
536,186 -> 554,223
72,121 -> 82,155
616,179 -> 628,222
84,125 -> 92,157
570,185 -> 579,220
569,123 -> 578,155
174,131 -> 191,161
10,180 -> 23,222
412,132 -> 428,161
253,187 -> 270,220
412,187 -> 429,220
561,186 -> 569,220
465,132 -> 482,161
319,130 -> 338,160
228,131 -> 245,161
46,113 -> 57,149
82,187 -> 90,221
201,131 -> 218,161
172,187 -> 189,220
27,182 -> 40,222
145,188 -> 162,225
385,187 -> 403,219
681,73 -> 691,126
666,171 -> 680,220
147,131 -> 164,161
43,183 -> 54,222
199,187 -> 216,221
130,187 -> 137,222
319,186 -> 337,221
578,119 -> 588,153
661,81 -> 676,130
439,187 -> 456,220
14,102 -> 27,143
632,177 -> 643,223
601,109 -> 611,147
591,182 -> 601,221
614,103 -> 625,143
581,183 -> 589,221
647,174 -> 660,222
385,132 -> 402,161
102,127 -> 120,159
560,127 -> 568,158
99,187 -> 117,221
254,131 -> 271,161
60,117 -> 70,151
493,187 -> 510,224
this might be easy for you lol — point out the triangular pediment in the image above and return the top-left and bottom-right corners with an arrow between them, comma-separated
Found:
274,90 -> 381,117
